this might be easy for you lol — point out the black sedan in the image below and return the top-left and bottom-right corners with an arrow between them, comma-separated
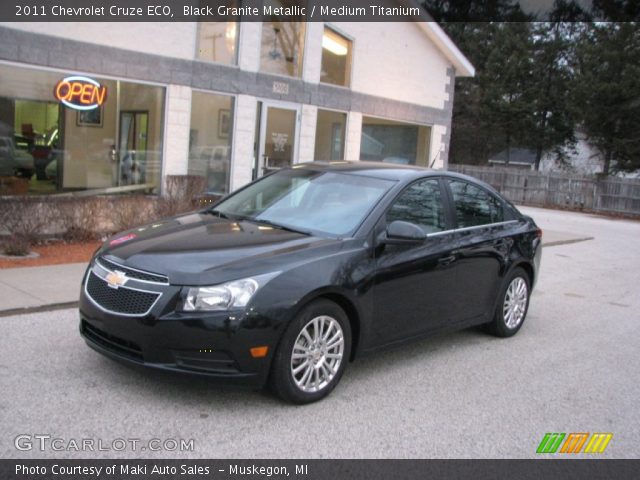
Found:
79,162 -> 542,403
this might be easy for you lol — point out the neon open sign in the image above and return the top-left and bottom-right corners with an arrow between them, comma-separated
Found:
54,76 -> 107,111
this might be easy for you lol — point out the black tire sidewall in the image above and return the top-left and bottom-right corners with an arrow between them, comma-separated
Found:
270,299 -> 351,404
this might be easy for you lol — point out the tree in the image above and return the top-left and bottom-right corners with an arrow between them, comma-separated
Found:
591,0 -> 640,21
482,22 -> 534,165
521,2 -> 593,170
422,2 -> 532,165
573,23 -> 640,174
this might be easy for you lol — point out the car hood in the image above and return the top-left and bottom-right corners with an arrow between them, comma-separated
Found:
99,212 -> 341,285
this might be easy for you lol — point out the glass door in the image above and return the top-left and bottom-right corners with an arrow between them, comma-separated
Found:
258,102 -> 299,176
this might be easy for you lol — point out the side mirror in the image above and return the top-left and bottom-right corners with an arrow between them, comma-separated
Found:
383,220 -> 427,244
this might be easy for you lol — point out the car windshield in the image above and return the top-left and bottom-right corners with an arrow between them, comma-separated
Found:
212,168 -> 395,236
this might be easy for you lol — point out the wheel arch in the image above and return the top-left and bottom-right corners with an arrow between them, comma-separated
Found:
284,288 -> 362,363
512,260 -> 535,286
316,292 -> 361,362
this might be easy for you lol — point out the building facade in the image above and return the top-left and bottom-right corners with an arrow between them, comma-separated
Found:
0,19 -> 473,196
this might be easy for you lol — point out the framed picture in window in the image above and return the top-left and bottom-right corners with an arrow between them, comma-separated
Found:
218,109 -> 231,139
77,106 -> 103,127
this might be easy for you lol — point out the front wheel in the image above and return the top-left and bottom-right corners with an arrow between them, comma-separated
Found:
488,267 -> 531,338
269,299 -> 351,404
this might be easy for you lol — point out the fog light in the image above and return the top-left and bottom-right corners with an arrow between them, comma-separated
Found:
250,346 -> 269,358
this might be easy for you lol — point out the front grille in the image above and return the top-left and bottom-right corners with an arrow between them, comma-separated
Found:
81,320 -> 143,361
97,257 -> 168,284
86,271 -> 160,316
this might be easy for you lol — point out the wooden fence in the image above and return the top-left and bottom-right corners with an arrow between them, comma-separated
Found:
448,165 -> 640,216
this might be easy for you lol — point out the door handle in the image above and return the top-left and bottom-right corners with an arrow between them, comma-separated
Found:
438,254 -> 457,266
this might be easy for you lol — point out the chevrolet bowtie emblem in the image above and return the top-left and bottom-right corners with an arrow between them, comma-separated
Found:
105,270 -> 128,289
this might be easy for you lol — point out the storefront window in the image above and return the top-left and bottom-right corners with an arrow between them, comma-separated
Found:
196,22 -> 238,65
314,109 -> 346,160
320,26 -> 352,87
0,63 -> 164,195
188,91 -> 234,195
260,6 -> 305,77
360,116 -> 432,167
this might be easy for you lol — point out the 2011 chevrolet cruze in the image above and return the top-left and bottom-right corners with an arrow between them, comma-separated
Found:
80,162 -> 542,403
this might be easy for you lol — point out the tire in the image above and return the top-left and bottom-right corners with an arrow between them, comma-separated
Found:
487,267 -> 531,338
269,299 -> 351,404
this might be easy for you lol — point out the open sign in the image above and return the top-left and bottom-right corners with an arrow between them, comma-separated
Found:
54,76 -> 107,111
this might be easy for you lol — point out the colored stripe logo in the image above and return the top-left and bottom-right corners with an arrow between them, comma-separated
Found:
537,433 -> 613,454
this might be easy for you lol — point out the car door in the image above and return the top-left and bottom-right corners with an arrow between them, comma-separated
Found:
371,177 -> 458,345
445,178 -> 513,323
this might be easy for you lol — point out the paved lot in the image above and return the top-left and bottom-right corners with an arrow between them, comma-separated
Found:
0,207 -> 638,459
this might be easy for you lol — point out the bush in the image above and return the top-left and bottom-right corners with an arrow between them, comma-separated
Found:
155,175 -> 207,218
107,195 -> 157,232
55,197 -> 105,242
1,234 -> 31,256
0,197 -> 54,245
0,175 -> 210,243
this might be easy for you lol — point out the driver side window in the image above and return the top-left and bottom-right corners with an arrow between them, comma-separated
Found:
386,179 -> 445,234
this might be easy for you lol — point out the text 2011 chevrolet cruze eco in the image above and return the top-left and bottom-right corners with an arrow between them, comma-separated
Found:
80,161 -> 542,403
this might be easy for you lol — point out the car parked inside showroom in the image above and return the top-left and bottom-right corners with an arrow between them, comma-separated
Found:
0,136 -> 35,178
79,161 -> 542,403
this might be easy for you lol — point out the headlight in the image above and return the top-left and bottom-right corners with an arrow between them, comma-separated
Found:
182,272 -> 279,312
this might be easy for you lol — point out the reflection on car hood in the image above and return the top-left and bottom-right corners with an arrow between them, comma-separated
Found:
100,212 -> 341,285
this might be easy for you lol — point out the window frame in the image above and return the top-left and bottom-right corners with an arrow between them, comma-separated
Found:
381,176 -> 454,235
320,24 -> 354,88
195,22 -> 240,66
187,88 -> 237,196
259,20 -> 307,79
360,114 -> 433,167
314,107 -> 348,161
442,177 -> 514,230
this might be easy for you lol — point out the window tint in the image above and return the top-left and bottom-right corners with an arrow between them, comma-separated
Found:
448,180 -> 504,228
386,179 -> 445,234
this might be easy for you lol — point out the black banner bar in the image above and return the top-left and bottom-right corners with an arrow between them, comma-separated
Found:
2,0 -> 430,22
2,0 -> 623,22
1,459 -> 639,480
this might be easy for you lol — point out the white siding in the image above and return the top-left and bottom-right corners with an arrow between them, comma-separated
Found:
163,85 -> 191,177
1,22 -> 198,60
429,124 -> 448,170
229,95 -> 257,190
335,22 -> 452,109
345,111 -> 363,160
301,23 -> 323,84
298,104 -> 318,163
237,23 -> 261,73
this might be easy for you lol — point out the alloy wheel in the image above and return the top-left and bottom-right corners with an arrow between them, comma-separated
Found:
290,315 -> 345,393
503,277 -> 528,329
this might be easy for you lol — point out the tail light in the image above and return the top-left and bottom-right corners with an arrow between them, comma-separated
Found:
535,228 -> 543,239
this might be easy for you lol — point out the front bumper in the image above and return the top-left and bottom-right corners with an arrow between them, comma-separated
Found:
78,263 -> 281,389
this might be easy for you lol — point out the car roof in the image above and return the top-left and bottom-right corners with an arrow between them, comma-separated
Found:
289,161 -> 506,198
291,161 -> 435,181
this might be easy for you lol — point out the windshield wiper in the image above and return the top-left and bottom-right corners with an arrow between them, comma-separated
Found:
247,218 -> 312,236
206,209 -> 245,221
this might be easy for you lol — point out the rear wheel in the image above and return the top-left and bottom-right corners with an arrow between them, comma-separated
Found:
488,267 -> 531,337
269,299 -> 351,404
